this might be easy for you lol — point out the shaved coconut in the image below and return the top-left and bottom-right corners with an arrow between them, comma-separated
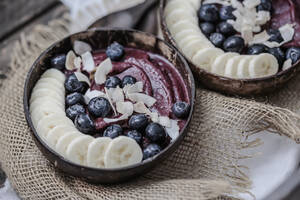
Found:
73,40 -> 92,55
65,50 -> 77,70
279,24 -> 295,44
150,112 -> 159,123
74,56 -> 82,69
74,71 -> 90,86
241,25 -> 253,44
95,58 -> 113,85
84,89 -> 106,104
116,102 -> 133,116
249,30 -> 270,45
256,11 -> 270,25
243,0 -> 260,9
165,120 -> 180,142
203,0 -> 230,5
282,59 -> 293,71
105,87 -> 117,116
127,93 -> 156,107
104,114 -> 129,123
107,87 -> 124,103
82,51 -> 95,72
253,26 -> 262,33
123,82 -> 143,97
133,102 -> 151,115
158,116 -> 171,128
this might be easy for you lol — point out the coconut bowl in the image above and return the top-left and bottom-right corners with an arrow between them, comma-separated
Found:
23,29 -> 195,183
159,0 -> 300,96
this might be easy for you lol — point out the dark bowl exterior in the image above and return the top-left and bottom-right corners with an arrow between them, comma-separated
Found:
159,0 -> 300,96
23,29 -> 195,183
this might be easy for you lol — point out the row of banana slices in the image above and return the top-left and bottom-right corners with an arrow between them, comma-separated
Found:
30,69 -> 143,169
164,0 -> 279,79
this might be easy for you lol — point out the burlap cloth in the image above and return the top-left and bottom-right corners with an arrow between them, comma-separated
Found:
1,3 -> 300,200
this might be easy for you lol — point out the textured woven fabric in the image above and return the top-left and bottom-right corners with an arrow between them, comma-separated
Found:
1,4 -> 300,200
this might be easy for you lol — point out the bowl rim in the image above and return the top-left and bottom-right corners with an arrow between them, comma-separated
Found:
23,28 -> 196,173
158,0 -> 300,83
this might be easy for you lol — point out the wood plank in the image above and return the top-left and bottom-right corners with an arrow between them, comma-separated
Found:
0,0 -> 59,40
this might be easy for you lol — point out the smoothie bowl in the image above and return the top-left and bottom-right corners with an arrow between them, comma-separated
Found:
23,29 -> 195,183
160,0 -> 300,96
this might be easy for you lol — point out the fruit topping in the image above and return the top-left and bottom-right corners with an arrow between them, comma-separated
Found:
198,4 -> 219,23
65,73 -> 88,94
73,40 -> 92,55
75,113 -> 95,134
247,44 -> 268,55
84,89 -> 106,104
51,54 -> 66,70
223,36 -> 245,53
219,5 -> 236,21
105,76 -> 122,89
66,104 -> 86,121
143,144 -> 161,160
268,47 -> 285,67
66,92 -> 85,107
122,75 -> 137,87
257,0 -> 272,12
103,124 -> 123,139
128,114 -> 149,131
217,22 -> 235,36
172,101 -> 191,119
145,123 -> 166,143
286,47 -> 300,64
267,29 -> 284,43
88,97 -> 112,118
126,130 -> 142,144
106,42 -> 125,61
200,22 -> 216,36
209,33 -> 226,48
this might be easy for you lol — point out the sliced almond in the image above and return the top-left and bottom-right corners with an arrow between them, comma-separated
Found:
107,87 -> 124,103
74,71 -> 90,86
65,51 -> 77,70
74,56 -> 82,69
73,40 -> 92,55
116,102 -> 133,116
82,51 -> 95,72
95,58 -> 113,85
123,82 -> 143,97
133,102 -> 151,115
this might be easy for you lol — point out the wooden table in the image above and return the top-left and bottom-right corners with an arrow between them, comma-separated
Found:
0,0 -> 299,199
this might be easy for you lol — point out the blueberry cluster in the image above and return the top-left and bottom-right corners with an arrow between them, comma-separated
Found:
198,2 -> 300,69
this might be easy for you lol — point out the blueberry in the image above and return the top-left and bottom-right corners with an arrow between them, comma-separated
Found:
103,124 -> 123,139
75,114 -> 95,134
268,47 -> 285,66
199,22 -> 215,36
66,104 -> 86,121
128,114 -> 149,131
66,92 -> 85,107
64,74 -> 88,94
126,130 -> 142,144
217,22 -> 235,36
286,47 -> 300,64
145,123 -> 166,143
223,36 -> 245,53
257,0 -> 272,11
105,76 -> 122,89
267,29 -> 283,43
172,101 -> 191,119
122,75 -> 137,87
106,42 -> 125,61
247,44 -> 268,55
198,4 -> 219,23
209,33 -> 226,48
219,6 -> 236,21
143,144 -> 161,160
88,97 -> 111,118
51,54 -> 66,70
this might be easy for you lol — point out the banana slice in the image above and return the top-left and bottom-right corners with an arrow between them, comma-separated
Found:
211,53 -> 239,76
104,136 -> 143,169
30,97 -> 64,113
32,83 -> 64,98
46,125 -> 78,148
41,68 -> 65,83
30,88 -> 64,104
164,0 -> 196,16
224,56 -> 245,78
36,114 -> 73,139
192,48 -> 224,72
248,53 -> 279,78
55,131 -> 82,157
37,77 -> 64,89
169,20 -> 199,36
177,34 -> 211,50
166,9 -> 197,27
66,135 -> 94,165
182,39 -> 213,58
237,56 -> 253,79
87,137 -> 112,168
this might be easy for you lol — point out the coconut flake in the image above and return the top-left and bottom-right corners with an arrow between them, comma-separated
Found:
74,56 -> 82,69
241,25 -> 253,44
165,120 -> 180,142
104,114 -> 129,123
94,58 -> 113,85
150,112 -> 159,123
282,59 -> 293,71
243,0 -> 260,9
123,82 -> 143,97
133,102 -> 151,114
84,89 -> 106,104
107,87 -> 124,103
116,102 -> 133,116
65,50 -> 77,70
73,40 -> 92,55
202,0 -> 230,6
249,30 -> 270,45
82,51 -> 95,72
256,11 -> 270,25
158,116 -> 171,128
127,93 -> 156,107
105,87 -> 117,116
74,71 -> 91,86
279,24 -> 295,44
